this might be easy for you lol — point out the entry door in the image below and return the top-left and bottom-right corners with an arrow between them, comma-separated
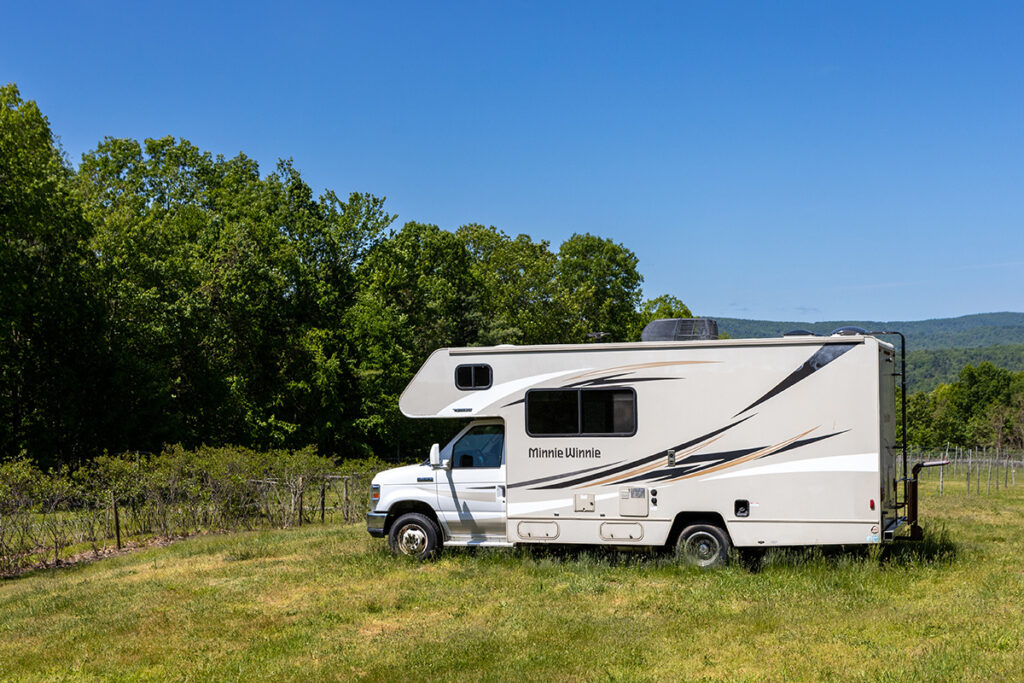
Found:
437,423 -> 507,540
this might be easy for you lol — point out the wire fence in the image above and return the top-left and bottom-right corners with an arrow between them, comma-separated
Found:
4,443 -> 1019,576
908,445 -> 1021,496
0,447 -> 387,577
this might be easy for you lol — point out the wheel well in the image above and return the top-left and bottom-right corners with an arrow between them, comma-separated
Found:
667,511 -> 730,547
385,501 -> 442,535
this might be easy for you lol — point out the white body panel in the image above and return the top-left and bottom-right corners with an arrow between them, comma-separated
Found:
372,335 -> 898,549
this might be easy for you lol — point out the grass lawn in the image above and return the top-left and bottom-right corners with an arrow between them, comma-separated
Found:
1,479 -> 1022,681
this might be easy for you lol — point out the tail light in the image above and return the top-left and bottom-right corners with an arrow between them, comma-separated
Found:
869,498 -> 875,511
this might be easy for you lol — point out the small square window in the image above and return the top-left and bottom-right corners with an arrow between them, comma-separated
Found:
455,364 -> 493,390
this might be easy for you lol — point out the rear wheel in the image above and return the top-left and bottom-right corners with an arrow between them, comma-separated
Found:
388,512 -> 441,560
676,523 -> 731,567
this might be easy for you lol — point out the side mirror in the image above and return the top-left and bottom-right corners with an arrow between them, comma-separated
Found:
429,443 -> 442,469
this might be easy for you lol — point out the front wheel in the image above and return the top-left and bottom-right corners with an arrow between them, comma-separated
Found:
676,523 -> 731,567
388,512 -> 441,560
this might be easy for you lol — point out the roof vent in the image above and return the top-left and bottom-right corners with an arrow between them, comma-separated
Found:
641,318 -> 718,342
784,329 -> 817,336
831,326 -> 868,336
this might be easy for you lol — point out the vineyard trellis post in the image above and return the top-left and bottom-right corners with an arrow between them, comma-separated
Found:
343,477 -> 351,523
320,481 -> 326,523
986,448 -> 992,495
111,490 -> 122,550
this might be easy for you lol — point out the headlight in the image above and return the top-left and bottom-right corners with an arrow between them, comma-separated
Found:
370,484 -> 380,509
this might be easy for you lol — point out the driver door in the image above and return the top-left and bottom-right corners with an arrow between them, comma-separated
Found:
437,422 -> 507,541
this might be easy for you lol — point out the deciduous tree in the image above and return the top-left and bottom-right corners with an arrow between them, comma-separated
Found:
0,84 -> 106,466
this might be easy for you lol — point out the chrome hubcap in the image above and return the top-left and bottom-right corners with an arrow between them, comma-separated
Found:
398,524 -> 427,555
683,532 -> 720,566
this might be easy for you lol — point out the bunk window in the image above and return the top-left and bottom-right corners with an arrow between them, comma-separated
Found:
455,364 -> 492,390
526,388 -> 636,436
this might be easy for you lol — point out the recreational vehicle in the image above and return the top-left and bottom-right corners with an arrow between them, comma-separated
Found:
366,320 -> 939,566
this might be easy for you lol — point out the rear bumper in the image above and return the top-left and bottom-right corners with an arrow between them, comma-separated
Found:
883,516 -> 907,541
366,511 -> 387,538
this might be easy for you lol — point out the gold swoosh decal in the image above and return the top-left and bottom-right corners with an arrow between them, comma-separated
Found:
586,434 -> 726,487
667,427 -> 820,481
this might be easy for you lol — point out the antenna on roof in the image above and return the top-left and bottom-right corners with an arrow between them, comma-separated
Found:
586,331 -> 610,342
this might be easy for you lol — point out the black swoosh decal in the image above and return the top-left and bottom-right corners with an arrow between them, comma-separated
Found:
735,343 -> 856,417
562,373 -> 680,388
526,414 -> 755,490
770,429 -> 850,457
618,447 -> 761,483
502,375 -> 679,407
508,461 -> 622,489
618,431 -> 849,484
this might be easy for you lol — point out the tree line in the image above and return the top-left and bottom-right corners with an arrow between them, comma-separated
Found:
907,362 -> 1024,450
12,82 -> 1017,468
2,84 -> 692,468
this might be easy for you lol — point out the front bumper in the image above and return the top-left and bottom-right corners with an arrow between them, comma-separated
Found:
366,511 -> 387,538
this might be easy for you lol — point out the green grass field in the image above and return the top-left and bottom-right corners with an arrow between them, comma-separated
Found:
2,479 -> 1022,682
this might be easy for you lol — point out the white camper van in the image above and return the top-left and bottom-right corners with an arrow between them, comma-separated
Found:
366,320 -> 936,565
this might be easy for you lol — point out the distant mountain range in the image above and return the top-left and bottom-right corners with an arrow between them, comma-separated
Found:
712,312 -> 1024,392
714,312 -> 1024,350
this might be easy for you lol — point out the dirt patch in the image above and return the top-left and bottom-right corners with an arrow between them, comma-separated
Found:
3,534 -> 193,579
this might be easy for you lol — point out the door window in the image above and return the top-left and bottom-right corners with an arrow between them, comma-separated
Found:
451,424 -> 504,468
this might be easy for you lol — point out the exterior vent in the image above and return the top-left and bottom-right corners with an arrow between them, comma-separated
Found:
831,326 -> 868,336
641,318 -> 718,342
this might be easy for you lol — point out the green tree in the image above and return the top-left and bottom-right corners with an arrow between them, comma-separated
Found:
905,362 -> 1024,449
350,222 -> 477,456
0,84 -> 107,466
632,294 -> 694,340
555,233 -> 643,342
456,223 -> 561,345
76,136 -> 393,455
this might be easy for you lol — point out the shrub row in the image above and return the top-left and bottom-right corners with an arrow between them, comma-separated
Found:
0,446 -> 392,576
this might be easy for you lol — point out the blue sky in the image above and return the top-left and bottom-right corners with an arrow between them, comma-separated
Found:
4,2 -> 1023,322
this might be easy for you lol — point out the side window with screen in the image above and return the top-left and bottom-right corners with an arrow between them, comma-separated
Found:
581,389 -> 635,434
451,424 -> 504,468
455,364 -> 492,390
526,388 -> 636,436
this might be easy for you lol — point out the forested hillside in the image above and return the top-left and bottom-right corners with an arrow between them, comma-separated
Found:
717,311 -> 1024,392
908,345 -> 1024,393
716,313 -> 1024,350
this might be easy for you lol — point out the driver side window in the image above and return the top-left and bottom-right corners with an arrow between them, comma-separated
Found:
451,424 -> 504,469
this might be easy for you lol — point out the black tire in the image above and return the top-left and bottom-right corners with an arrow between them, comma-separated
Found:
676,523 -> 731,567
388,512 -> 441,560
